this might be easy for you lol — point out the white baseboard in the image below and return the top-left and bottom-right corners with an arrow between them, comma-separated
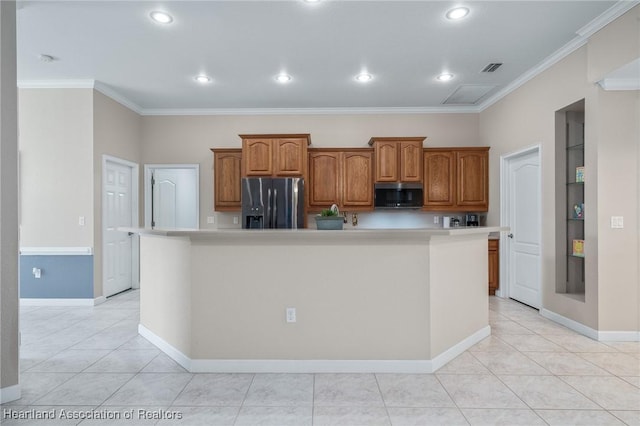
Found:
138,324 -> 192,371
0,384 -> 21,404
431,326 -> 491,372
540,309 -> 639,342
540,308 -> 599,340
20,296 -> 106,307
20,246 -> 92,255
597,331 -> 640,342
138,323 -> 490,374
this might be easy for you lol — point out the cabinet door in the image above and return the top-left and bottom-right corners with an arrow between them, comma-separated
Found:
243,138 -> 273,176
399,141 -> 422,182
423,150 -> 455,209
213,150 -> 242,211
308,151 -> 340,208
488,239 -> 499,295
342,151 -> 374,209
457,150 -> 489,211
374,141 -> 399,182
274,138 -> 306,177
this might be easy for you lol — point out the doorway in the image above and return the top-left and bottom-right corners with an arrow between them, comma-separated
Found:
500,146 -> 542,308
103,156 -> 139,297
144,165 -> 199,229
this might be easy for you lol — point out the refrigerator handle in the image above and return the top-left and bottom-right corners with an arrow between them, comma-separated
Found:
267,188 -> 272,229
273,189 -> 278,228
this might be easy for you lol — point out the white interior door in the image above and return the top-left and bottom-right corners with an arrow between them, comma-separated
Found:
146,166 -> 199,229
505,149 -> 541,308
104,160 -> 134,297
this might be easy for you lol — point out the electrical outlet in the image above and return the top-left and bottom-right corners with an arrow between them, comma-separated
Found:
78,216 -> 85,226
233,216 -> 239,225
207,216 -> 215,224
611,216 -> 624,229
434,216 -> 439,224
286,307 -> 296,323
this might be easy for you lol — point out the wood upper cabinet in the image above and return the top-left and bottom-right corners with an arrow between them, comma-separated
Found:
423,150 -> 455,209
369,137 -> 425,183
241,134 -> 310,177
342,150 -> 374,208
308,148 -> 374,211
423,147 -> 489,212
211,148 -> 242,211
488,239 -> 499,295
456,149 -> 489,210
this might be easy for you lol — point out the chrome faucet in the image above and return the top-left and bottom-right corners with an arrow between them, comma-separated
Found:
352,212 -> 358,227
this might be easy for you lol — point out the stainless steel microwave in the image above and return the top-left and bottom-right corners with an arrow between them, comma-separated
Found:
374,183 -> 423,209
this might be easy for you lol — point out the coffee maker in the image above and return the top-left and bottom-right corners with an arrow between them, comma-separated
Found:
465,213 -> 479,227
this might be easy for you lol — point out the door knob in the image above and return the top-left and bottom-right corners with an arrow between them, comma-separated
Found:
508,233 -> 514,239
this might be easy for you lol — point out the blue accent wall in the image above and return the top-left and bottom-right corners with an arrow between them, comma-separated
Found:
20,255 -> 94,298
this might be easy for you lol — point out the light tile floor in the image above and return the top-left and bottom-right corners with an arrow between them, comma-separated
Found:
3,291 -> 639,425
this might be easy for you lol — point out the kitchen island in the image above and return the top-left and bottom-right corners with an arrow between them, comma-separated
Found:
133,227 -> 505,373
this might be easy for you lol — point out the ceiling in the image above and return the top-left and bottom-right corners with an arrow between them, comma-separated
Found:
17,1 -> 628,114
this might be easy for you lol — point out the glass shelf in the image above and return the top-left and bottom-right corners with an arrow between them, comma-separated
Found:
567,218 -> 584,221
567,181 -> 584,185
567,143 -> 584,150
568,253 -> 585,259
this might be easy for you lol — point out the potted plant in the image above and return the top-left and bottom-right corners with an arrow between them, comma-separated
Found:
315,205 -> 344,230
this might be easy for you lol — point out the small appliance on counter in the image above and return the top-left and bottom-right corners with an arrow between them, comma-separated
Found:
465,213 -> 479,227
241,177 -> 304,229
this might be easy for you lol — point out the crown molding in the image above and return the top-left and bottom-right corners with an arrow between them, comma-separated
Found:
17,79 -> 95,89
598,78 -> 640,90
93,81 -> 143,114
477,0 -> 640,112
140,105 -> 480,116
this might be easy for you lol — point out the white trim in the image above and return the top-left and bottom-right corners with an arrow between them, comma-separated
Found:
597,331 -> 640,342
139,106 -> 480,116
143,164 -> 200,229
540,308 -> 599,340
430,326 -> 491,372
17,79 -> 95,89
597,78 -> 640,91
138,324 -> 192,371
0,384 -> 21,404
499,145 -> 542,305
575,1 -> 640,38
138,323 -> 490,374
20,296 -> 106,307
102,155 -> 140,295
94,81 -> 143,114
19,246 -> 93,256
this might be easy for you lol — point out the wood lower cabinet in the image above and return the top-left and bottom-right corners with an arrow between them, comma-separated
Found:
211,148 -> 242,211
369,137 -> 425,183
423,147 -> 489,212
241,134 -> 310,177
488,239 -> 499,295
308,148 -> 373,211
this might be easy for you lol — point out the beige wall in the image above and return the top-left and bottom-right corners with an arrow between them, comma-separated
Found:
0,0 -> 19,397
18,89 -> 94,247
141,114 -> 480,228
93,91 -> 142,296
480,5 -> 640,332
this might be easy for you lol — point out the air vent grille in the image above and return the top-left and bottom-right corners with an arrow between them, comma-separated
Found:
481,63 -> 503,73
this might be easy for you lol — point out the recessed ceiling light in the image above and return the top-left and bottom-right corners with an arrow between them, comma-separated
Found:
150,11 -> 173,24
437,73 -> 454,82
275,73 -> 292,83
446,7 -> 469,20
355,73 -> 373,83
195,75 -> 211,84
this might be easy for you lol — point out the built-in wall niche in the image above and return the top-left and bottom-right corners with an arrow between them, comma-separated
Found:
555,99 -> 585,301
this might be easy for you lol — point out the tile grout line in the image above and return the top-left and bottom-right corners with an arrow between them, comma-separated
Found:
373,373 -> 393,426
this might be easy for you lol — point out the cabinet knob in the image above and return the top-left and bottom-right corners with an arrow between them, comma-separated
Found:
508,233 -> 513,239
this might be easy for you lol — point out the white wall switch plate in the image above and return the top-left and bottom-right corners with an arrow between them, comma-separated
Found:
286,307 -> 296,323
78,216 -> 85,226
207,216 -> 215,224
233,216 -> 239,225
434,216 -> 439,224
611,216 -> 624,229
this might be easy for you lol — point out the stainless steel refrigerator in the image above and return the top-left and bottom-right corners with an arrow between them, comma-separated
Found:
241,178 -> 305,229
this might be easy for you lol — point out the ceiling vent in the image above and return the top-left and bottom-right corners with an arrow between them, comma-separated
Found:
481,63 -> 503,73
442,85 -> 496,105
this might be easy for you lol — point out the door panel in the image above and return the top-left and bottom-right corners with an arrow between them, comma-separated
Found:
151,168 -> 198,229
507,152 -> 541,308
243,139 -> 273,176
423,151 -> 455,207
457,150 -> 488,208
399,142 -> 422,182
104,160 -> 134,297
374,142 -> 398,182
308,152 -> 340,207
274,139 -> 305,176
342,151 -> 373,208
